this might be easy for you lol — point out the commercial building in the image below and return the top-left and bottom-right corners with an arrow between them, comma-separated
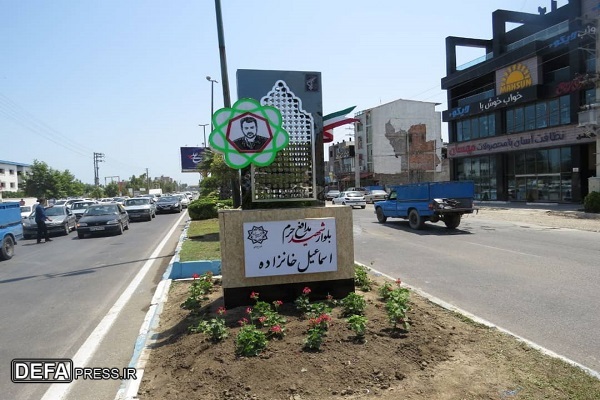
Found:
328,99 -> 444,190
0,159 -> 31,194
442,0 -> 600,202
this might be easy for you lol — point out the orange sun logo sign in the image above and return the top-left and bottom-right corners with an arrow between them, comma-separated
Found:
500,63 -> 532,94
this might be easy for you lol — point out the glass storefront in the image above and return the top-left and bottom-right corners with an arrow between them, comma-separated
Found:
456,155 -> 497,200
506,147 -> 572,202
455,146 -> 573,202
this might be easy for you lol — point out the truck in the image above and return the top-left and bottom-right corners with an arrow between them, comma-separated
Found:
149,188 -> 163,197
0,202 -> 24,260
374,181 -> 475,230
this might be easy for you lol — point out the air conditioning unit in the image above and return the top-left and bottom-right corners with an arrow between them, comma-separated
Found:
578,108 -> 599,127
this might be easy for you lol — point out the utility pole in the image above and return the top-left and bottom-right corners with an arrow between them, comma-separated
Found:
199,123 -> 209,147
93,152 -> 105,187
214,0 -> 240,207
146,168 -> 150,193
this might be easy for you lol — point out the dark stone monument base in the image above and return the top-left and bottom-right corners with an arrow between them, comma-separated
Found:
223,278 -> 355,309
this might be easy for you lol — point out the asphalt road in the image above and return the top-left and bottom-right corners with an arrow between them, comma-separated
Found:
0,211 -> 187,400
350,206 -> 600,373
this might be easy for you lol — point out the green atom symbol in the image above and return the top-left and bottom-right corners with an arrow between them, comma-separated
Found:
208,98 -> 290,169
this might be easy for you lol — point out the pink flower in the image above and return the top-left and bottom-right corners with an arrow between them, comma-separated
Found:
246,307 -> 253,315
250,291 -> 260,300
192,273 -> 200,279
273,300 -> 283,307
326,294 -> 333,301
258,316 -> 267,323
396,278 -> 402,286
216,307 -> 226,315
270,325 -> 282,333
238,318 -> 248,326
302,287 -> 311,295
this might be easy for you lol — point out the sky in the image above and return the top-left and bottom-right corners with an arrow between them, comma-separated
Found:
0,0 -> 568,186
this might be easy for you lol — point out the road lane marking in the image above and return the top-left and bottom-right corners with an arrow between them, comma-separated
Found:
464,241 -> 542,258
41,212 -> 189,400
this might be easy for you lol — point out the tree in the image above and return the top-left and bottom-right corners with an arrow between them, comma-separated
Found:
105,182 -> 119,197
23,160 -> 87,199
198,149 -> 236,199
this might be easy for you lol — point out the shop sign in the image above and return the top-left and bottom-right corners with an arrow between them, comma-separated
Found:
496,57 -> 538,94
447,127 -> 592,158
443,86 -> 536,121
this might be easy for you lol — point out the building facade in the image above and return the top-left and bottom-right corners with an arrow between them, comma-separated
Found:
353,99 -> 444,188
442,0 -> 600,202
0,160 -> 31,194
327,139 -> 355,190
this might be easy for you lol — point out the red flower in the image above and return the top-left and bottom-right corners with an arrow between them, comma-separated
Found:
273,300 -> 283,307
270,325 -> 282,333
302,287 -> 311,295
192,273 -> 200,279
318,314 -> 332,322
250,291 -> 260,300
246,307 -> 253,315
216,307 -> 226,315
238,318 -> 248,326
395,278 -> 402,286
258,316 -> 267,323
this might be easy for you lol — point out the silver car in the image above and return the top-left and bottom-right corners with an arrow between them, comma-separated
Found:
22,206 -> 77,239
123,198 -> 156,221
364,190 -> 388,204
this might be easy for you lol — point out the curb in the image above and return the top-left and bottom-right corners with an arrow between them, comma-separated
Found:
113,220 -> 191,400
357,263 -> 600,381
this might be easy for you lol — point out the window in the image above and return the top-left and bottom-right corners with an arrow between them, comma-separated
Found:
471,118 -> 479,139
479,116 -> 488,138
514,108 -> 524,132
548,99 -> 559,126
456,113 -> 496,142
525,105 -> 536,130
10,182 -> 15,188
462,119 -> 471,141
455,155 -> 497,200
505,96 -> 570,134
559,95 -> 570,124
536,103 -> 547,129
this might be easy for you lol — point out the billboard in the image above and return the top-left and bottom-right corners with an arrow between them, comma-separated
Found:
180,147 -> 205,173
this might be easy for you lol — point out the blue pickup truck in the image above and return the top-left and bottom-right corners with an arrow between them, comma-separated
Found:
0,202 -> 24,260
374,181 -> 475,230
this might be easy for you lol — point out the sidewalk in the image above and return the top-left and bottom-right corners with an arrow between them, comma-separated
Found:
470,201 -> 600,234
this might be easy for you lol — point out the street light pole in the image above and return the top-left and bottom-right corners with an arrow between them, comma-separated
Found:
199,123 -> 209,147
206,76 -> 218,132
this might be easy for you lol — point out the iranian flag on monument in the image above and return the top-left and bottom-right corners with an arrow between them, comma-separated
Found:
322,106 -> 359,143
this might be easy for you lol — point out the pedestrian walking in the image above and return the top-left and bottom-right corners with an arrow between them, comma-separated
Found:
35,197 -> 52,243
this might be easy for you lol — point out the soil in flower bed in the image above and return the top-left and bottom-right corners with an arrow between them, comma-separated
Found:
137,275 -> 600,400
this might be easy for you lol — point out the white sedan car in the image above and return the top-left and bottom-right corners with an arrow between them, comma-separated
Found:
364,189 -> 388,204
332,191 -> 366,209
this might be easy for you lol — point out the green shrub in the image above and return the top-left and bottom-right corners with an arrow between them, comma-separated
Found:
188,199 -> 233,220
354,264 -> 372,291
583,191 -> 600,213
